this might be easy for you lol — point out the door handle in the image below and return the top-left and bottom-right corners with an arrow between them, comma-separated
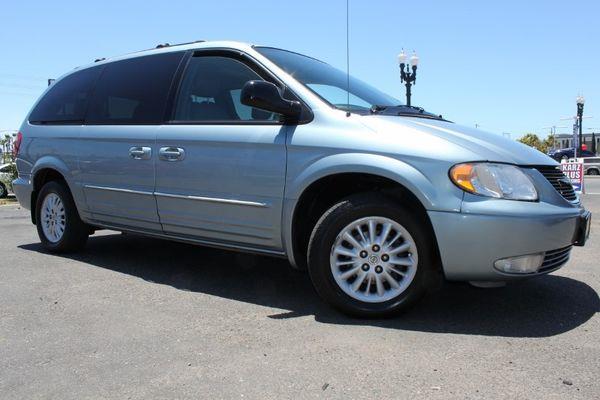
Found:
129,146 -> 152,160
159,147 -> 186,161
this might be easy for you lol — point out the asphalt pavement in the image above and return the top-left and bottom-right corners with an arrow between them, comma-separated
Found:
1,179 -> 599,399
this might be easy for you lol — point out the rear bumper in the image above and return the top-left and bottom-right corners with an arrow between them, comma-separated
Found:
12,177 -> 32,210
429,206 -> 587,281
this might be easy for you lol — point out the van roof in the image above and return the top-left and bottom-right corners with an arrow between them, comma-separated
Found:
80,40 -> 256,71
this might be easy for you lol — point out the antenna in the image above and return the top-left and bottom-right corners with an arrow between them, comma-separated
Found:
345,0 -> 351,117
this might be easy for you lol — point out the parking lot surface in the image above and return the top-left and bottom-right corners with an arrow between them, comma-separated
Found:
1,179 -> 599,399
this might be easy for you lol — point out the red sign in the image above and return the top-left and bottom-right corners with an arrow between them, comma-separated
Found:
559,162 -> 584,193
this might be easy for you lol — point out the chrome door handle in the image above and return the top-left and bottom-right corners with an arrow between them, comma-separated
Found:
159,147 -> 186,161
129,146 -> 152,160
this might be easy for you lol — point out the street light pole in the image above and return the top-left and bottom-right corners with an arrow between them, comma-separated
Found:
576,95 -> 585,156
397,50 -> 419,107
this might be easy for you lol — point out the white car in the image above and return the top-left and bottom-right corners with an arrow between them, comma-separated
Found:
0,163 -> 15,198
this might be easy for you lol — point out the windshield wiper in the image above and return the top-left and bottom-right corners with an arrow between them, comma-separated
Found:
369,104 -> 445,120
370,104 -> 425,114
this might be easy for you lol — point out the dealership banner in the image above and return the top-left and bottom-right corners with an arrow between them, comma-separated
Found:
560,160 -> 584,193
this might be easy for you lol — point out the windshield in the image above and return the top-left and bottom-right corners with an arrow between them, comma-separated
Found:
256,47 -> 401,113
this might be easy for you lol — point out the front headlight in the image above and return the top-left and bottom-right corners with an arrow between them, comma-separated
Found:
449,162 -> 538,201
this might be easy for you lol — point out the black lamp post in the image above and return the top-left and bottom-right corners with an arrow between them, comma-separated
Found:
576,95 -> 585,155
398,50 -> 419,107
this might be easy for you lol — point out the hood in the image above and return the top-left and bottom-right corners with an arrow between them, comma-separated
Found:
359,116 -> 557,166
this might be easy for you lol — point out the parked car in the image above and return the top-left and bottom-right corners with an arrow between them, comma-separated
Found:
12,41 -> 591,317
548,147 -> 596,161
583,157 -> 600,175
0,162 -> 15,198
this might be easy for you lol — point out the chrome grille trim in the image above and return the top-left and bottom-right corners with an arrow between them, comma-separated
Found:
533,166 -> 578,202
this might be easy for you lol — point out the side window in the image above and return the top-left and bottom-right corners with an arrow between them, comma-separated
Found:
86,52 -> 184,124
172,56 -> 278,122
29,66 -> 102,124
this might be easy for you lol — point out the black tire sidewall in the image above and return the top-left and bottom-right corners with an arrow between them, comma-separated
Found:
35,181 -> 87,252
308,194 -> 434,317
0,183 -> 6,198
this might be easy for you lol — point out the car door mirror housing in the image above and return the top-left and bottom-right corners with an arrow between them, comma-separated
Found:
241,80 -> 302,120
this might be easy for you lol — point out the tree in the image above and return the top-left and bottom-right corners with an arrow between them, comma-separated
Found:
518,133 -> 547,153
543,133 -> 555,152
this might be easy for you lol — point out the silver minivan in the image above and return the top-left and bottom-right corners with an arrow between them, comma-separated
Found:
12,41 -> 591,317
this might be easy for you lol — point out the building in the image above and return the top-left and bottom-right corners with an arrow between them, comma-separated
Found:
554,132 -> 599,152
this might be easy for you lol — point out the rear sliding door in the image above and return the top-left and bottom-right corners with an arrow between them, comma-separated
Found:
79,52 -> 185,231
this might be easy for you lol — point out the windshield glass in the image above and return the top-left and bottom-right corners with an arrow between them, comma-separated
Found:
256,47 -> 401,113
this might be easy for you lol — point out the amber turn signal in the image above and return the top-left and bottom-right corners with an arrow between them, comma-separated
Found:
449,163 -> 476,193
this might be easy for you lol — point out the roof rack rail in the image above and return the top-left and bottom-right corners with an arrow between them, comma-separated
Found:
173,39 -> 206,46
94,57 -> 106,63
155,40 -> 206,50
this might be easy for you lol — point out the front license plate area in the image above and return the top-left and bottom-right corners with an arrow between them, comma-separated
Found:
573,211 -> 591,246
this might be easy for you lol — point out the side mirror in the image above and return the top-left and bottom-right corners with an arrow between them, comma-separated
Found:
241,80 -> 302,120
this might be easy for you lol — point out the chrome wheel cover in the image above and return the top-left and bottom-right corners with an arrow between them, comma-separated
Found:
330,216 -> 418,303
41,193 -> 66,243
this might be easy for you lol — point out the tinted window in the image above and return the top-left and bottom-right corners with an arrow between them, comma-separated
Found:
172,56 -> 277,122
29,66 -> 102,123
87,52 -> 184,124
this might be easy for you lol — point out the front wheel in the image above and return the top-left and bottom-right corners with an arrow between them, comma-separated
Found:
35,181 -> 89,253
0,182 -> 7,199
307,193 -> 436,318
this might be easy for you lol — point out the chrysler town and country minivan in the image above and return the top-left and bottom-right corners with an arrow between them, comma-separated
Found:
12,41 -> 591,317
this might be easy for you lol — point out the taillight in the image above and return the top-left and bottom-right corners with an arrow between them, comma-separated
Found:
12,131 -> 22,158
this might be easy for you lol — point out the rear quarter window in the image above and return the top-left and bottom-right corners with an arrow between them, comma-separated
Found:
86,52 -> 184,124
28,66 -> 102,124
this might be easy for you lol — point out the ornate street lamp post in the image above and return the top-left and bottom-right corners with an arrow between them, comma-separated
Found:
576,95 -> 585,156
397,50 -> 419,107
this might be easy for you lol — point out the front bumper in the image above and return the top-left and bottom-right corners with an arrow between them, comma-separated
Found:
428,205 -> 589,281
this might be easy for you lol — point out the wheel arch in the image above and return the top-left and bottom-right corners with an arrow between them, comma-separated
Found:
30,158 -> 74,224
283,154 -> 444,277
587,166 -> 600,175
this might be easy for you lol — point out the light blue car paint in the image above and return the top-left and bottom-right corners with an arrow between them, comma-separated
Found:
13,41 -> 588,282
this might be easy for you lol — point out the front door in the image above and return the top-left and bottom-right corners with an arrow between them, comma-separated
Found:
155,54 -> 287,251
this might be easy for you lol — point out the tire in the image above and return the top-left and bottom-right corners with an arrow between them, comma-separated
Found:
307,193 -> 437,318
35,181 -> 89,253
588,169 -> 599,176
0,182 -> 7,199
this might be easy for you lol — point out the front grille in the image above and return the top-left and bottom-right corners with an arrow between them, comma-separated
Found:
534,166 -> 578,202
539,245 -> 572,273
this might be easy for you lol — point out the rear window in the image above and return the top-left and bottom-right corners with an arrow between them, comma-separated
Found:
86,52 -> 184,124
29,66 -> 102,124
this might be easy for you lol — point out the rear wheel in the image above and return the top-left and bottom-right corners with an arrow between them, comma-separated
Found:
35,181 -> 89,253
0,182 -> 7,199
307,193 -> 436,318
588,168 -> 599,176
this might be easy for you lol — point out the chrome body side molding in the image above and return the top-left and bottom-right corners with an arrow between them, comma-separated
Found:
84,185 -> 267,207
